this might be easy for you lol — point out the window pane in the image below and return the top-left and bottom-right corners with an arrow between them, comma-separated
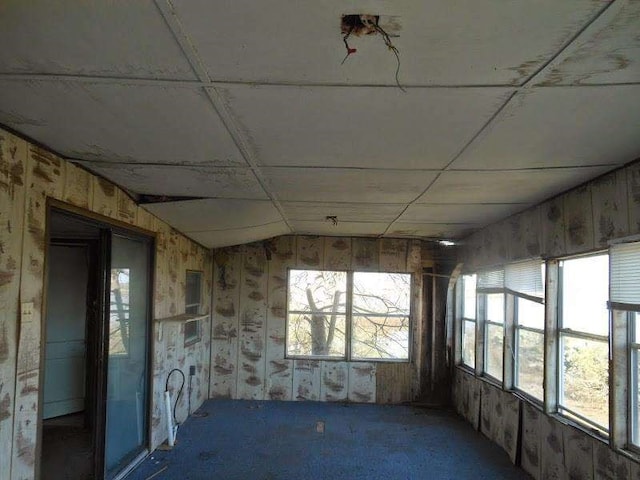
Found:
288,270 -> 347,313
352,272 -> 411,315
632,348 -> 640,446
561,255 -> 609,336
186,271 -> 202,307
463,274 -> 477,319
516,329 -> 544,400
485,323 -> 503,381
560,336 -> 609,428
351,316 -> 409,360
462,320 -> 476,369
486,293 -> 504,324
517,297 -> 544,330
286,313 -> 346,357
634,312 -> 640,344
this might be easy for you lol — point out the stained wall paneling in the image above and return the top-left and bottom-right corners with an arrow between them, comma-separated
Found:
0,131 -> 27,480
265,236 -> 295,401
236,243 -> 268,400
210,247 -> 241,399
13,146 -> 64,480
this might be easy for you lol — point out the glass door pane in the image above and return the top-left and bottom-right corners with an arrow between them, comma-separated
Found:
105,234 -> 150,477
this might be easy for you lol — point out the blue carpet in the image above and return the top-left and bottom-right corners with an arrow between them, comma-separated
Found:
128,400 -> 530,480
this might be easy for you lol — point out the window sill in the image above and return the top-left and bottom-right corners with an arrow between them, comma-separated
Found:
155,313 -> 208,323
550,412 -> 609,444
455,364 -> 476,376
477,374 -> 503,390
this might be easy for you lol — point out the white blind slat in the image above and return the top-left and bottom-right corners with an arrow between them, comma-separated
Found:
477,269 -> 504,290
610,242 -> 640,305
505,260 -> 544,300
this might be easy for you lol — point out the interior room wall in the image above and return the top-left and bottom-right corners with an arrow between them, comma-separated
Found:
210,236 -> 426,404
453,159 -> 640,479
0,127 -> 212,480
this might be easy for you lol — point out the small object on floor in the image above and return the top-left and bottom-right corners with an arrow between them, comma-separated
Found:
144,465 -> 168,480
191,411 -> 209,418
157,440 -> 177,451
316,421 -> 325,433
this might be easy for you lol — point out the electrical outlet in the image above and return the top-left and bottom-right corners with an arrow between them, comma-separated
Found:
21,302 -> 34,323
189,365 -> 196,376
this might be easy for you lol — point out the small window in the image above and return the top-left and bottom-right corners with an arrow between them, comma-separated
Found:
558,254 -> 609,431
461,274 -> 477,369
185,271 -> 203,346
286,269 -> 411,361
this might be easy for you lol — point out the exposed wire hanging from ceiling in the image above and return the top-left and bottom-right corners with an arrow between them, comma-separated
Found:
339,14 -> 405,92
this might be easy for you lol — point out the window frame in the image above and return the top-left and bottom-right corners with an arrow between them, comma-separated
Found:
285,268 -> 412,363
480,291 -> 506,383
184,270 -> 203,347
556,252 -> 610,433
513,295 -> 545,404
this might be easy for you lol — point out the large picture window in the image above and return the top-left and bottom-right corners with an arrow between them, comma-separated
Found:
558,254 -> 609,431
286,269 -> 411,361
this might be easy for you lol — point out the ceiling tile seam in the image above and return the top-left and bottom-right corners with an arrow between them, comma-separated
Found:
154,0 -> 212,82
182,220 -> 286,234
0,73 -> 203,88
73,158 -> 253,168
520,0 -> 624,88
3,73 -> 639,90
381,173 -> 442,237
442,90 -> 519,172
152,0 -> 293,234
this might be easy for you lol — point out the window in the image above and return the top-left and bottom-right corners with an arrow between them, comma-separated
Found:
508,260 -> 545,401
477,269 -> 505,381
609,241 -> 640,447
185,270 -> 202,346
558,254 -> 609,430
461,274 -> 477,369
286,269 -> 411,361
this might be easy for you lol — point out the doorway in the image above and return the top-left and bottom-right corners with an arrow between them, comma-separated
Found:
41,208 -> 153,480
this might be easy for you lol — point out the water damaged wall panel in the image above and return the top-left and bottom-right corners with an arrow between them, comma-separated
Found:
211,236 -> 426,404
0,127 -> 213,480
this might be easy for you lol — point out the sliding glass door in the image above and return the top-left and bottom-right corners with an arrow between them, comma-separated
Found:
104,233 -> 151,478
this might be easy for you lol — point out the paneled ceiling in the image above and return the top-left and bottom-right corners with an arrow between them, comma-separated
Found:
0,1 -> 639,247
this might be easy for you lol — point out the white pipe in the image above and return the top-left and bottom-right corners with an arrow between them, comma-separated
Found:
164,390 -> 176,447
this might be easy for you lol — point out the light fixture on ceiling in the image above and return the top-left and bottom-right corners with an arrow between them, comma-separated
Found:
439,240 -> 456,247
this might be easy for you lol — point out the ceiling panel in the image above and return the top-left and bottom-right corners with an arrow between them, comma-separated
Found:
539,1 -> 640,86
220,85 -> 513,169
398,203 -> 527,225
281,202 -> 405,223
0,80 -> 244,165
450,86 -> 640,170
78,163 -> 266,199
0,1 -> 195,80
387,223 -> 476,239
289,221 -> 388,236
143,199 -> 283,233
187,222 -> 291,249
172,0 -> 603,86
417,167 -> 614,205
263,167 -> 438,203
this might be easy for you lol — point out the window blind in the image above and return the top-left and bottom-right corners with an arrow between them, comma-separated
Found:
476,269 -> 504,292
610,242 -> 640,306
505,260 -> 544,301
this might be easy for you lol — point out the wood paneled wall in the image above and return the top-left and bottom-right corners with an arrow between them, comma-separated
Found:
210,236 -> 424,404
0,128 -> 212,479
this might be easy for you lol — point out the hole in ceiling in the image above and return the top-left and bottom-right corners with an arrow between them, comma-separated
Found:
139,194 -> 207,204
